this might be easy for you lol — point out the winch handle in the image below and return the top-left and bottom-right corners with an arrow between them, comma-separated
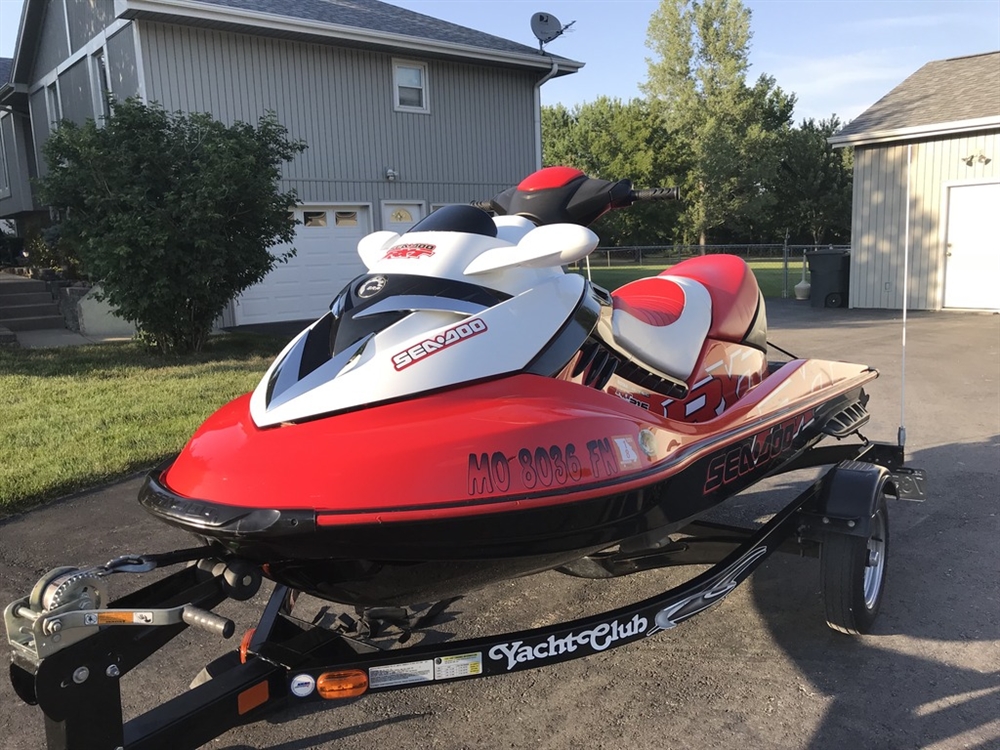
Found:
182,605 -> 235,638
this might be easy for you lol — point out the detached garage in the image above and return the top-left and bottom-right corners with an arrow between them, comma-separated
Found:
830,51 -> 1000,311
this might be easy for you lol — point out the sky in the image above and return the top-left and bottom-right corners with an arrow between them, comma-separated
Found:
1,0 -> 998,124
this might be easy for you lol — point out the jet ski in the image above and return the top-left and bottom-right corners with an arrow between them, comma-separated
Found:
138,166 -> 877,607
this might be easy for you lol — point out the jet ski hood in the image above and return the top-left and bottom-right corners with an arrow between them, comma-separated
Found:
249,205 -> 600,427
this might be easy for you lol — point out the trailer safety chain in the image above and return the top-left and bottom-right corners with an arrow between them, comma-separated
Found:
99,546 -> 218,575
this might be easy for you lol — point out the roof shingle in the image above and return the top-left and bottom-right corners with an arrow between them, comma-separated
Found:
195,0 -> 545,57
832,51 -> 1000,144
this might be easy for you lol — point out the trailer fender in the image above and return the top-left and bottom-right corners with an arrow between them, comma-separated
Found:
806,460 -> 895,538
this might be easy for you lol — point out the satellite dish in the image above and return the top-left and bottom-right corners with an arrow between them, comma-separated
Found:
531,12 -> 563,44
530,12 -> 574,50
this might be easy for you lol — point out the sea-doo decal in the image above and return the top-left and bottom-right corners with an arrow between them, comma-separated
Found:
382,243 -> 436,260
488,614 -> 648,671
357,276 -> 387,298
392,318 -> 489,371
703,412 -> 813,493
646,546 -> 769,634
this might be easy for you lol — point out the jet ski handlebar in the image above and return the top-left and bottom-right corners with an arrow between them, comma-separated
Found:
474,168 -> 679,227
628,186 -> 680,203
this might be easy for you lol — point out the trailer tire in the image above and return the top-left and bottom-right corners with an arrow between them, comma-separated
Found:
821,492 -> 889,634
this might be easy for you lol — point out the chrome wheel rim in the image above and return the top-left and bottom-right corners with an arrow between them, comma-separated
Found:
863,510 -> 887,609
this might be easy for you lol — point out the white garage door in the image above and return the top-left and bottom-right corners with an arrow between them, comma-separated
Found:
234,206 -> 371,325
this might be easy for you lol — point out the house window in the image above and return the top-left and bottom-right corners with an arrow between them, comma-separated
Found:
335,211 -> 358,226
92,49 -> 112,120
303,211 -> 328,227
46,83 -> 62,130
394,60 -> 428,113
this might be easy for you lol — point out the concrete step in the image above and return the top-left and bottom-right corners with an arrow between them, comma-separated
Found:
0,303 -> 62,321
0,291 -> 54,307
4,315 -> 67,332
0,276 -> 48,294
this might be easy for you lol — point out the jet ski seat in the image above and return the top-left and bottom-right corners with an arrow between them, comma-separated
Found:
608,255 -> 765,383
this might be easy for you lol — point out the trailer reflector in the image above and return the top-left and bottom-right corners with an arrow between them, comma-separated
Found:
237,681 -> 269,715
317,670 -> 369,699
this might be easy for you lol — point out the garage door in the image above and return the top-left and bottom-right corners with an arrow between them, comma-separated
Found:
234,206 -> 371,325
943,183 -> 1000,310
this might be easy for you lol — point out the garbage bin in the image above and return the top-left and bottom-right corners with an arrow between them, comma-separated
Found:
806,248 -> 850,308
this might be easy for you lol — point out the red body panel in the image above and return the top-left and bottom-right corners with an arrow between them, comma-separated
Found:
164,363 -> 874,526
609,339 -> 768,423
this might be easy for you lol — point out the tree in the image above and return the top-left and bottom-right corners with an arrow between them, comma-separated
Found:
542,97 -> 683,246
38,98 -> 306,353
773,116 -> 853,244
643,0 -> 794,245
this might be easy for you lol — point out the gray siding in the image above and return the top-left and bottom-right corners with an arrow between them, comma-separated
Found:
0,112 -> 39,217
850,130 -> 1000,310
59,57 -> 93,125
67,0 -> 116,54
106,24 -> 141,100
28,89 -> 51,179
139,22 -> 537,219
33,0 -> 70,81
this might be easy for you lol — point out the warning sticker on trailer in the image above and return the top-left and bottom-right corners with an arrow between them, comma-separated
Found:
369,660 -> 435,689
434,653 -> 482,681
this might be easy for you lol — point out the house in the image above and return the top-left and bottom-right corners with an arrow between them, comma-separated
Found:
0,0 -> 582,325
829,51 -> 999,311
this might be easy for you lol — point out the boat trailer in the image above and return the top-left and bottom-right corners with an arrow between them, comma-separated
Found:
6,442 -> 924,750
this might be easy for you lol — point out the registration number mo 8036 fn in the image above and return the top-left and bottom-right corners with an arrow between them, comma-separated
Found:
467,444 -> 583,496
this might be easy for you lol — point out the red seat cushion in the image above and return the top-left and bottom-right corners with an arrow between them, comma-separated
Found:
611,277 -> 686,327
661,255 -> 759,343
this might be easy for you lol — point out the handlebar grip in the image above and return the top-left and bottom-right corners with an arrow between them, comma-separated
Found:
631,187 -> 680,202
470,200 -> 495,212
182,606 -> 235,638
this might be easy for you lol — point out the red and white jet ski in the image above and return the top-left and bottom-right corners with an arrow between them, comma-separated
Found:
139,166 -> 877,606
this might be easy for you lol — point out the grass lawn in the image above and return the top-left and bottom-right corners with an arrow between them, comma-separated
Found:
0,333 -> 286,515
575,258 -> 799,298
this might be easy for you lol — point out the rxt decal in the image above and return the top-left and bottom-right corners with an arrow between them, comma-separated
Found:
392,318 -> 487,371
383,243 -> 436,260
703,412 -> 813,493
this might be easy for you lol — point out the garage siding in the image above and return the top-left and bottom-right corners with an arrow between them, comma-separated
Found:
850,130 -> 1000,309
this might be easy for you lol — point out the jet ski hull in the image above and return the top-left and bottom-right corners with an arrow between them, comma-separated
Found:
140,365 -> 876,605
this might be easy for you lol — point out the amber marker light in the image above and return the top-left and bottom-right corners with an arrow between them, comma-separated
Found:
316,669 -> 369,699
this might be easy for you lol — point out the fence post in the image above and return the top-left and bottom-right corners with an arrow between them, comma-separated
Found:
782,230 -> 789,298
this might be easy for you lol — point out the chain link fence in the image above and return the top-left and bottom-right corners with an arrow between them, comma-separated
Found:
572,244 -> 850,298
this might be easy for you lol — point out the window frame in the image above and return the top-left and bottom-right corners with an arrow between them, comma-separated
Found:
392,59 -> 429,114
91,47 -> 113,121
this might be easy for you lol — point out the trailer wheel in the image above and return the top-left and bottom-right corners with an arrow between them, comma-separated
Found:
821,493 -> 889,634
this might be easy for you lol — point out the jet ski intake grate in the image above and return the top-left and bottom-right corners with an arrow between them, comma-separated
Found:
822,401 -> 871,438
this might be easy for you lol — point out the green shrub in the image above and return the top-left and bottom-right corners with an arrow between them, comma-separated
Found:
38,98 -> 306,353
